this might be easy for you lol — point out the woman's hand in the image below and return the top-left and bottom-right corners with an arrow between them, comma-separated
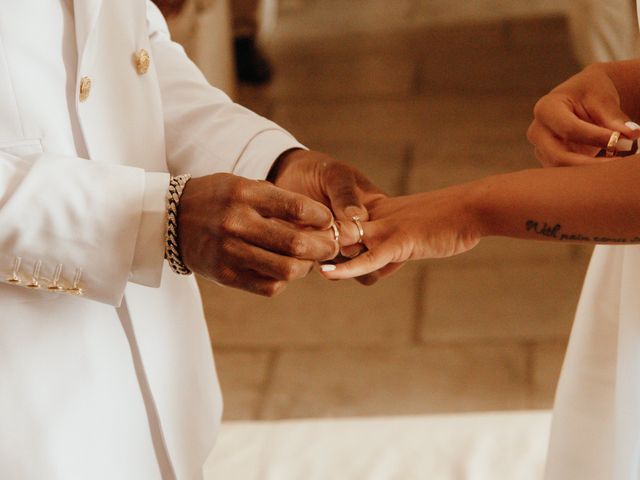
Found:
320,185 -> 482,280
527,63 -> 640,167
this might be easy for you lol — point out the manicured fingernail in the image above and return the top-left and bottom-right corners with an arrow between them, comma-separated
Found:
625,121 -> 640,131
618,138 -> 634,151
344,206 -> 364,219
320,264 -> 336,272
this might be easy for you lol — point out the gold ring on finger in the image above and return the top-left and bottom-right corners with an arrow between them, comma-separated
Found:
606,131 -> 621,158
351,216 -> 365,244
330,222 -> 340,243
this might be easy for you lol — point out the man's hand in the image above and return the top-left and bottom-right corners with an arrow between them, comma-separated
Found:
177,173 -> 339,296
270,149 -> 390,285
527,63 -> 640,167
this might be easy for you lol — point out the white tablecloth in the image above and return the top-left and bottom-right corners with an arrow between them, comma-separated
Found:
204,410 -> 551,480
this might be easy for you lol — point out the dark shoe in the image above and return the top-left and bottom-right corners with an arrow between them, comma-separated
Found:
234,36 -> 273,85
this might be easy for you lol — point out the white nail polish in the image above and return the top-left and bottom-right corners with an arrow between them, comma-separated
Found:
625,121 -> 640,131
320,264 -> 336,272
617,138 -> 634,151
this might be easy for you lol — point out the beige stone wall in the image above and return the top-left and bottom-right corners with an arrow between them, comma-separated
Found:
276,0 -> 571,40
167,0 -> 237,98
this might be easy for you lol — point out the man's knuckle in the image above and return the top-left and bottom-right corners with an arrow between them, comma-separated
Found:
288,235 -> 307,257
228,178 -> 250,201
278,262 -> 297,281
285,198 -> 305,221
284,261 -> 309,280
219,214 -> 237,234
216,238 -> 232,255
259,281 -> 284,298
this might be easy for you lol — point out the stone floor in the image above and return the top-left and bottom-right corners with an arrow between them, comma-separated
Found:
198,3 -> 591,421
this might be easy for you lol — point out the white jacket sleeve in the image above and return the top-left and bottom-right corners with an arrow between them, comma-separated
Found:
145,1 -> 306,181
0,148 -> 168,306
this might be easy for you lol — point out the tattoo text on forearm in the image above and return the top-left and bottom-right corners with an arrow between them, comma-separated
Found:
525,220 -> 640,244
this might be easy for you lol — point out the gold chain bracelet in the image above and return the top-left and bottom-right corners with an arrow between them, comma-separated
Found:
165,174 -> 192,275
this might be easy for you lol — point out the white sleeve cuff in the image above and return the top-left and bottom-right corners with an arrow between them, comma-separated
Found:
129,171 -> 170,287
232,129 -> 307,180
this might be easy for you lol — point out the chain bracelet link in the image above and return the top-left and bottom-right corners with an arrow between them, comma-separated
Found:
165,174 -> 192,275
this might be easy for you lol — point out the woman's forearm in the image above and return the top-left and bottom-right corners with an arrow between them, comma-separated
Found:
322,156 -> 640,280
472,155 -> 640,244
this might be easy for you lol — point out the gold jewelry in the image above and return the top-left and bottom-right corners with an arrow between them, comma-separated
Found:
65,268 -> 84,296
79,76 -> 92,102
351,216 -> 365,244
48,264 -> 64,291
606,131 -> 621,158
330,223 -> 340,243
26,260 -> 42,288
134,49 -> 150,75
165,174 -> 193,275
6,256 -> 22,284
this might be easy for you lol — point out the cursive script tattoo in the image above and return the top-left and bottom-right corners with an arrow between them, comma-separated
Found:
525,220 -> 640,244
525,220 -> 561,238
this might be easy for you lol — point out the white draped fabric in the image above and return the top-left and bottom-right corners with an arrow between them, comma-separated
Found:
545,244 -> 640,478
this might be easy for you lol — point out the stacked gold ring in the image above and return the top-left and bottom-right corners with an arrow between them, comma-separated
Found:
330,223 -> 340,243
606,131 -> 621,158
351,216 -> 365,244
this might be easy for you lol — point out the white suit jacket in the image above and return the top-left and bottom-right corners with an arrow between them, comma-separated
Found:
0,1 -> 301,479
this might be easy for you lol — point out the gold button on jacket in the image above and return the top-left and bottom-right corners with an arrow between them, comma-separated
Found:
135,49 -> 150,75
79,76 -> 92,102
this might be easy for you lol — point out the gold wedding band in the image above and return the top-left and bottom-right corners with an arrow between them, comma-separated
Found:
330,222 -> 340,243
351,216 -> 365,244
606,131 -> 621,158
